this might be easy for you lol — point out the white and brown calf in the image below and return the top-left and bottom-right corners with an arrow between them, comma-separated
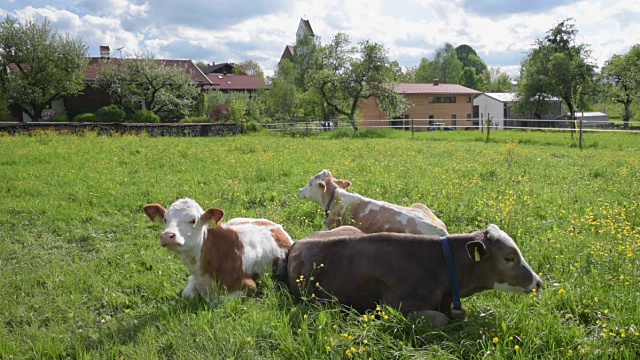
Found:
285,224 -> 542,327
299,170 -> 449,236
144,198 -> 293,302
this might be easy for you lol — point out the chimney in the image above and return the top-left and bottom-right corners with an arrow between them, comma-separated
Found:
433,79 -> 439,86
99,46 -> 110,58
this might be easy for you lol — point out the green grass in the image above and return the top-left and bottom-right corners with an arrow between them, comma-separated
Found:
1,129 -> 639,359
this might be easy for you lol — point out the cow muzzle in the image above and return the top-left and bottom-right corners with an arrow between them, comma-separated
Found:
160,231 -> 182,248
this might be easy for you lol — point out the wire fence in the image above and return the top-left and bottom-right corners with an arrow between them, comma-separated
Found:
262,118 -> 640,134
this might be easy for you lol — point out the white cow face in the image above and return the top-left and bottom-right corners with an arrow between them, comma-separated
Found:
299,170 -> 333,205
144,198 -> 223,255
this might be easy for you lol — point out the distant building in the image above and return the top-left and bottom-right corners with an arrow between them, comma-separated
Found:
204,73 -> 268,99
360,80 -> 481,130
199,62 -> 234,75
280,18 -> 315,63
559,111 -> 611,127
474,92 -> 563,129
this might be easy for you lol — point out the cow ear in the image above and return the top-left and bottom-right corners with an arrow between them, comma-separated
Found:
466,241 -> 486,262
202,208 -> 224,225
335,180 -> 352,189
144,204 -> 166,224
317,180 -> 327,192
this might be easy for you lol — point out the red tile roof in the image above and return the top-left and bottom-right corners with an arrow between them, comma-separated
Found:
84,57 -> 212,86
204,74 -> 268,91
395,83 -> 481,95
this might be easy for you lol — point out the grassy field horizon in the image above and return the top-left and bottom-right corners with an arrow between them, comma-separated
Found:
1,129 -> 639,359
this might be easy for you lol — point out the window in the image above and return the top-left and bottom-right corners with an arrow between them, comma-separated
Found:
451,114 -> 457,128
451,114 -> 457,119
467,114 -> 471,119
428,96 -> 456,103
467,96 -> 472,103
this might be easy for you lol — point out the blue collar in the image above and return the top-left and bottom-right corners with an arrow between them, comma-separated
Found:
440,236 -> 462,311
324,188 -> 337,219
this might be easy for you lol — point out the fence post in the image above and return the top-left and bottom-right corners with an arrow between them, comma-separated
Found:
579,115 -> 583,149
411,118 -> 414,138
486,117 -> 492,141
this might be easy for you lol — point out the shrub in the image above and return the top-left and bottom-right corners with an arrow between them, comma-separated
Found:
179,116 -> 210,123
73,113 -> 98,122
130,110 -> 160,123
96,105 -> 125,123
242,120 -> 260,133
209,104 -> 230,122
52,113 -> 69,122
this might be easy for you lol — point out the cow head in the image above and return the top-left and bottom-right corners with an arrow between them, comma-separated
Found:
144,198 -> 224,255
465,224 -> 542,294
299,170 -> 352,206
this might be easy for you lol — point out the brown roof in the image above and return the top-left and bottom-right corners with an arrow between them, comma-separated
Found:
280,45 -> 295,61
204,74 -> 268,91
395,83 -> 482,95
84,57 -> 212,86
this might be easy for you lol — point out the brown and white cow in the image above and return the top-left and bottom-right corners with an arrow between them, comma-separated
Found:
144,198 -> 293,302
299,170 -> 448,236
285,224 -> 542,327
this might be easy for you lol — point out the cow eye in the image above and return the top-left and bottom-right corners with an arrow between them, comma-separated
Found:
189,219 -> 196,225
504,257 -> 515,264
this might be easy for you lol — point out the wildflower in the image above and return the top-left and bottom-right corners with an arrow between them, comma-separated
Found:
568,349 -> 573,356
303,314 -> 308,320
360,347 -> 366,353
558,289 -> 566,296
514,345 -> 520,351
363,340 -> 368,345
326,346 -> 331,352
493,337 -> 499,344
311,294 -> 316,299
246,337 -> 253,343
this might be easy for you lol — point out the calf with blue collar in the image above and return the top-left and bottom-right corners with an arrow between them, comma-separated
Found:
284,224 -> 542,327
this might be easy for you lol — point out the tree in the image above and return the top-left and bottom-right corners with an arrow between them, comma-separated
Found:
455,45 -> 488,76
0,16 -> 88,121
518,19 -> 596,120
432,43 -> 463,84
458,67 -> 483,90
233,60 -> 265,81
94,52 -> 200,119
389,61 -> 416,83
414,57 -> 435,83
514,53 -> 557,119
600,44 -> 640,127
293,33 -> 321,90
487,67 -> 512,92
308,32 -> 408,131
263,59 -> 301,121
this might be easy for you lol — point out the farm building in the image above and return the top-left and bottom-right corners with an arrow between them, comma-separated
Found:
473,92 -> 563,129
360,80 -> 481,130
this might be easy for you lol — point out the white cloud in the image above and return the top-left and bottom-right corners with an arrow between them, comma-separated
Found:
4,0 -> 638,78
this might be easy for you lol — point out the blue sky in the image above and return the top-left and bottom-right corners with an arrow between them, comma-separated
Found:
2,0 -> 639,78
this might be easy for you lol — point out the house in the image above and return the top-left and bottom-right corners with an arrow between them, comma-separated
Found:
474,92 -> 563,129
280,18 -> 315,63
203,73 -> 268,99
60,46 -> 211,120
360,80 -> 482,130
199,62 -> 234,75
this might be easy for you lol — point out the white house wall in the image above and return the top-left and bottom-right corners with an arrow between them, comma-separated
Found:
473,94 -> 504,129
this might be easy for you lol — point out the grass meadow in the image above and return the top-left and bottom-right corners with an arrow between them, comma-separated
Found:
1,129 -> 639,359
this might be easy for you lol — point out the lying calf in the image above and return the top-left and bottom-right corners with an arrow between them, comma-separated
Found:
285,224 -> 541,326
299,170 -> 448,236
144,198 -> 293,302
